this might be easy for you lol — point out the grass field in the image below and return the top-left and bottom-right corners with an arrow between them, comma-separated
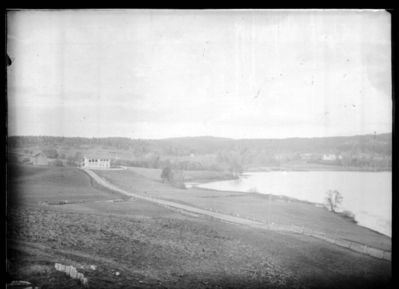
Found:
95,167 -> 391,251
123,166 -> 235,183
7,165 -> 391,289
7,165 -> 126,205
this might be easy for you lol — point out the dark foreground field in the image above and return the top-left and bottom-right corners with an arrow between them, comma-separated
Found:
7,165 -> 392,289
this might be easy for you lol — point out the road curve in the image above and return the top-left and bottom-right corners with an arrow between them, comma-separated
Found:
83,168 -> 266,229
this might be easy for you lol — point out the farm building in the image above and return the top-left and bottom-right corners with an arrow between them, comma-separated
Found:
31,152 -> 49,166
80,157 -> 111,168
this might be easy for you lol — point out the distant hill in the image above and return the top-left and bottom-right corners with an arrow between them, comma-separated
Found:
159,133 -> 392,155
8,133 -> 392,171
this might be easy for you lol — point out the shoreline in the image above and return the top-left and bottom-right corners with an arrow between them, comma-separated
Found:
189,186 -> 392,239
245,165 -> 392,172
93,165 -> 391,239
186,172 -> 391,239
185,166 -> 391,186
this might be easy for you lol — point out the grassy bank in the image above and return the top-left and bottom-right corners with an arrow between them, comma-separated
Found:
95,168 -> 391,251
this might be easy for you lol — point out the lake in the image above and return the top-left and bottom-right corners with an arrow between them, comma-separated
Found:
191,171 -> 391,237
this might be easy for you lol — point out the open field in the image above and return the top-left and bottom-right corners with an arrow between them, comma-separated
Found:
7,165 -> 127,205
95,167 -> 391,251
7,165 -> 391,289
122,166 -> 236,183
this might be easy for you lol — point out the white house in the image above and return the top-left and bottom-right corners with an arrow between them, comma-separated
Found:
80,157 -> 111,168
322,154 -> 343,161
322,154 -> 337,161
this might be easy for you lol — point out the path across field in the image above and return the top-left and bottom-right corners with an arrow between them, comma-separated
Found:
82,168 -> 391,261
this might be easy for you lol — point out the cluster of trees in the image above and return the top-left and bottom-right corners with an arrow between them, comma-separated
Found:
338,155 -> 391,168
160,166 -> 186,189
42,148 -> 59,158
310,154 -> 391,169
46,150 -> 82,167
113,157 -> 221,171
216,151 -> 243,177
8,133 -> 391,172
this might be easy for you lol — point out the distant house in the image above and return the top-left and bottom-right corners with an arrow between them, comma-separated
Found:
322,154 -> 343,161
80,157 -> 111,169
32,152 -> 49,166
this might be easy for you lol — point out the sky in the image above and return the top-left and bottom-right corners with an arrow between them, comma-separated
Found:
7,9 -> 392,139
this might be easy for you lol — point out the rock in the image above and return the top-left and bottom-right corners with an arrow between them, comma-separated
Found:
9,280 -> 31,285
81,277 -> 88,286
115,271 -> 120,276
8,280 -> 36,289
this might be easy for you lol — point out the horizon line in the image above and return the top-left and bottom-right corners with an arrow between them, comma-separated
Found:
7,131 -> 392,141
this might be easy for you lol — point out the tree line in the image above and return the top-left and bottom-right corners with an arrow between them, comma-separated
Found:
8,134 -> 392,171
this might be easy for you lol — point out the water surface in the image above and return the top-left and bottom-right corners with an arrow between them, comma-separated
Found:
194,171 -> 391,237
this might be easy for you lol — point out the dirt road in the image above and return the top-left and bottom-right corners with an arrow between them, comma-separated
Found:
83,168 -> 267,229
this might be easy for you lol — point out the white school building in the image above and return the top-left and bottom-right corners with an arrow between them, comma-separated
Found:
80,157 -> 111,168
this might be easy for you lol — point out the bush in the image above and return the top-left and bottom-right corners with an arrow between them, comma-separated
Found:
43,149 -> 58,159
161,166 -> 174,183
53,159 -> 64,167
339,210 -> 357,223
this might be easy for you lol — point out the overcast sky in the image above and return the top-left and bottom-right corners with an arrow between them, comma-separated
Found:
7,10 -> 392,139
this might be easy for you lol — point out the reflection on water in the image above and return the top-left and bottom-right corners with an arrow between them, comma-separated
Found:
195,171 -> 392,237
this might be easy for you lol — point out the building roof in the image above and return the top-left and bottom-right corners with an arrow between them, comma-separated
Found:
32,152 -> 47,158
83,156 -> 111,160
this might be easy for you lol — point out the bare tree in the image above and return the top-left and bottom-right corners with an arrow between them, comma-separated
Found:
325,190 -> 343,212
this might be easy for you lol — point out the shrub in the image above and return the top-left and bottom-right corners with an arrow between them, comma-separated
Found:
339,210 -> 357,223
161,166 -> 174,183
43,149 -> 58,159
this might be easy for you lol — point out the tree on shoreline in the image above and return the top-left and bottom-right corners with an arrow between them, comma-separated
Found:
325,190 -> 343,212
